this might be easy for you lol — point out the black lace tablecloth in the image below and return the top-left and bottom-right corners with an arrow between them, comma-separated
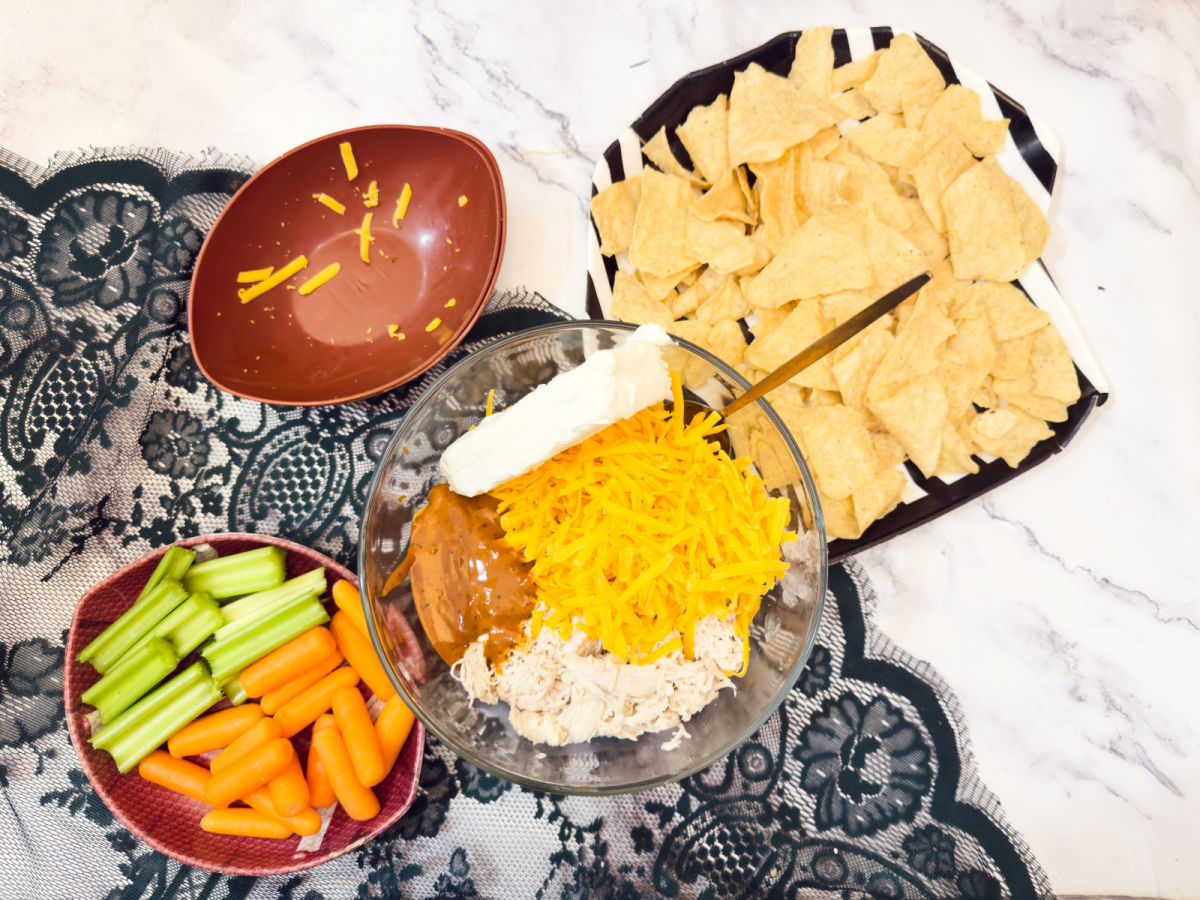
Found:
0,148 -> 1053,899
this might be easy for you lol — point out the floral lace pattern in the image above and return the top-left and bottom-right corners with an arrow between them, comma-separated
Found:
0,149 -> 1052,899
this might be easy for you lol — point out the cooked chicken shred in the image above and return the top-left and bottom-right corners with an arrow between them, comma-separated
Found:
454,615 -> 743,746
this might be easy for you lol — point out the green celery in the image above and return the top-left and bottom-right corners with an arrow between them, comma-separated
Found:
115,591 -> 223,665
202,594 -> 330,683
218,568 -> 327,624
183,545 -> 286,599
90,661 -> 221,773
222,677 -> 249,706
81,637 -> 179,724
135,545 -> 197,604
79,578 -> 189,674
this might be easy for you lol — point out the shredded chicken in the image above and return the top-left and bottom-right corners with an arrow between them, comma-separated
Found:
455,615 -> 743,747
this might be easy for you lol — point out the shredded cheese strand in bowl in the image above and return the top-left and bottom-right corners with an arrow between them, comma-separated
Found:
488,373 -> 795,675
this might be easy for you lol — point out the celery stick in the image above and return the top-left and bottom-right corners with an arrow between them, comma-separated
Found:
81,578 -> 189,674
183,545 -> 286,599
82,637 -> 179,724
210,588 -> 323,649
218,568 -> 327,624
202,594 -> 330,683
90,661 -> 221,772
114,591 -> 221,665
223,677 -> 249,706
136,545 -> 196,604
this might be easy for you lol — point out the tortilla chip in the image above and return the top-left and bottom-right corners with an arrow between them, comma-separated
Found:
796,153 -> 848,214
908,133 -> 975,234
744,209 -> 873,308
862,214 -> 926,293
685,215 -> 757,274
833,88 -> 876,120
860,33 -> 946,115
642,126 -> 702,184
934,420 -> 980,477
676,94 -> 731,185
751,149 -> 804,254
901,85 -> 943,129
870,430 -> 908,470
966,405 -> 1053,467
792,404 -> 879,499
695,276 -> 751,324
942,157 -> 1028,282
803,125 -> 844,160
789,26 -> 835,98
836,148 -> 912,232
628,168 -> 700,277
989,332 -> 1034,380
820,489 -> 862,540
745,299 -> 826,371
1029,323 -> 1080,404
670,266 -> 724,318
694,170 -> 757,224
833,325 -> 895,409
921,84 -> 1010,156
992,372 -> 1070,422
865,288 -> 956,403
831,50 -> 882,93
853,467 -> 908,533
1009,177 -> 1050,262
611,269 -> 674,327
846,118 -> 922,169
638,265 -> 697,302
591,177 -> 642,257
972,281 -> 1051,341
705,317 -> 749,369
734,228 -> 775,277
868,372 -> 948,478
937,315 -> 996,419
898,195 -> 950,269
728,63 -> 839,166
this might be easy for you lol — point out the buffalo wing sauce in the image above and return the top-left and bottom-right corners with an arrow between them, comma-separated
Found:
409,483 -> 535,666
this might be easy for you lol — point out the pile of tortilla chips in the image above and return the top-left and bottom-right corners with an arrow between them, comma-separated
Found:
591,29 -> 1081,541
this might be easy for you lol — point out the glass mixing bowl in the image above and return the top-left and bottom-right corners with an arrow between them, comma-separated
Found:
358,321 -> 826,794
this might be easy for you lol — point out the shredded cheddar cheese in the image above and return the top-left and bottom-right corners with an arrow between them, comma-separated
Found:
489,376 -> 793,670
362,180 -> 379,208
425,317 -> 442,332
387,323 -> 406,340
238,256 -> 308,304
338,141 -> 358,181
298,262 -> 340,295
458,195 -> 468,207
392,183 -> 412,225
445,297 -> 457,308
357,212 -> 374,263
236,267 -> 274,283
312,193 -> 346,215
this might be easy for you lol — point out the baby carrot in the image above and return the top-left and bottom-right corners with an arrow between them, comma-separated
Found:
312,722 -> 380,821
375,694 -> 416,779
332,687 -> 385,787
331,579 -> 369,635
201,807 -> 292,840
331,610 -> 396,701
138,750 -> 212,805
167,704 -> 264,758
206,737 -> 295,807
305,714 -> 338,807
259,650 -> 343,716
242,785 -> 321,836
209,716 -> 282,774
240,626 -> 338,698
272,666 -> 360,738
268,755 -> 310,817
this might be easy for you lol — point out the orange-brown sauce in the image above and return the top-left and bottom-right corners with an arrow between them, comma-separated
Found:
409,483 -> 536,666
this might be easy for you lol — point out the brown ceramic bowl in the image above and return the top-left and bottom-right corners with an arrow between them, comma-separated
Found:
189,125 -> 506,405
64,533 -> 424,875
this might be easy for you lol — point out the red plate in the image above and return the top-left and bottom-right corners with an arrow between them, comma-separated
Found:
64,533 -> 424,876
189,124 -> 506,406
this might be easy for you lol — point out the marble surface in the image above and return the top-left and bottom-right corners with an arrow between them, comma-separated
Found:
0,0 -> 1195,896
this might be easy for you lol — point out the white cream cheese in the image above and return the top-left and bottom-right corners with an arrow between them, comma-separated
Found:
440,323 -> 673,497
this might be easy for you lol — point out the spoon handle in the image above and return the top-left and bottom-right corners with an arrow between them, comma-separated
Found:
721,272 -> 931,418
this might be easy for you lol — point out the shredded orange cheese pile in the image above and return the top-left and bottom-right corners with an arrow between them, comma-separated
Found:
489,375 -> 794,670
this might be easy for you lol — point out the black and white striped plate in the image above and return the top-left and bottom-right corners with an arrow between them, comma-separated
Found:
585,27 -> 1109,563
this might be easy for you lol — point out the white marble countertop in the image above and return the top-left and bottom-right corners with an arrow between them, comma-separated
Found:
1,1 -> 1195,897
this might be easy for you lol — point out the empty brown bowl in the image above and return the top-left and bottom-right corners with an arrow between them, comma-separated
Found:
189,125 -> 506,405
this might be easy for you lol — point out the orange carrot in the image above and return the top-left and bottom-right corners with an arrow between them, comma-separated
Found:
267,755 -> 310,817
305,714 -> 338,807
242,785 -> 321,836
206,737 -> 295,807
209,716 -> 283,774
138,750 -> 212,805
375,694 -> 416,778
312,722 -> 380,821
259,650 -> 344,716
167,704 -> 264,758
332,687 -> 385,787
240,626 -> 338,698
272,666 -> 360,738
331,579 -> 369,635
331,610 -> 396,701
201,807 -> 292,840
